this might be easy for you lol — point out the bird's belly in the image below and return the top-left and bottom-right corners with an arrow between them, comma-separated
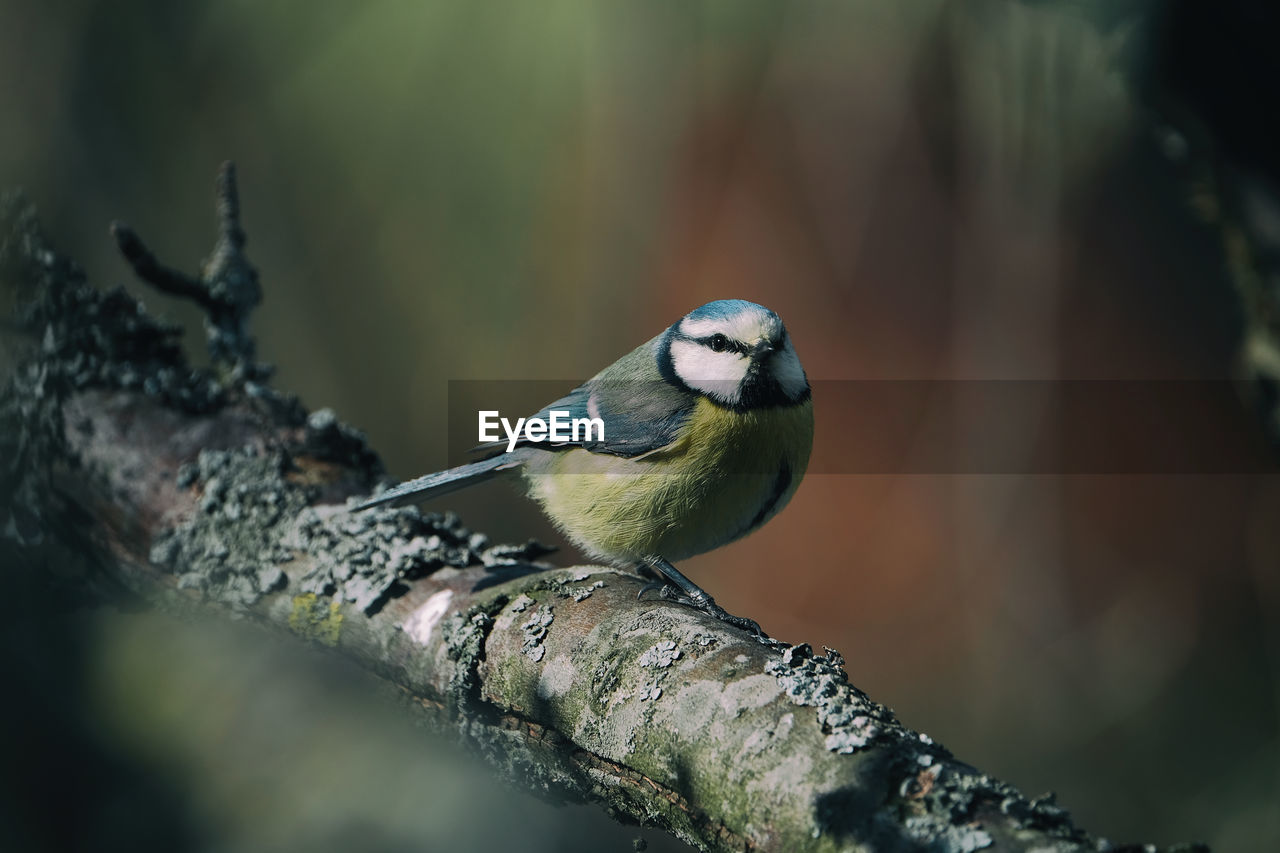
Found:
522,399 -> 813,564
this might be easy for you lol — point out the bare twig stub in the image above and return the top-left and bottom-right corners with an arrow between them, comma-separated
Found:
0,172 -> 1205,852
110,161 -> 267,380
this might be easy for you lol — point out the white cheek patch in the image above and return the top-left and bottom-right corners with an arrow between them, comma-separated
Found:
772,339 -> 809,400
669,338 -> 747,404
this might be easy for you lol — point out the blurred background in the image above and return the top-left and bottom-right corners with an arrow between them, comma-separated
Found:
3,0 -> 1279,850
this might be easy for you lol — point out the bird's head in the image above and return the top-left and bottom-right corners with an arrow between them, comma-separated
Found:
661,299 -> 809,409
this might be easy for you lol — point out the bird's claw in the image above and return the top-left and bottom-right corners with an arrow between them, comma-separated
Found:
636,581 -> 690,605
636,580 -> 764,637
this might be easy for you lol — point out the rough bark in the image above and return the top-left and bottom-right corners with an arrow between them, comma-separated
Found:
0,170 -> 1204,853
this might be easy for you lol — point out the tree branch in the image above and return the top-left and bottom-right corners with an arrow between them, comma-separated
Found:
0,173 -> 1203,853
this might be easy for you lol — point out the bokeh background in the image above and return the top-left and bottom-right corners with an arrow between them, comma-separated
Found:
3,1 -> 1279,851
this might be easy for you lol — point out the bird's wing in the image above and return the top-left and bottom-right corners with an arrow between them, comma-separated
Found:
475,337 -> 696,458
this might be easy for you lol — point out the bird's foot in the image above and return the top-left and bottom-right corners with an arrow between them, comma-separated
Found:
689,593 -> 764,636
636,580 -> 688,603
636,579 -> 764,637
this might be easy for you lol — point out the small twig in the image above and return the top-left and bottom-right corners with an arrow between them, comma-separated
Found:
111,161 -> 267,380
201,161 -> 259,314
109,221 -> 213,310
215,160 -> 247,253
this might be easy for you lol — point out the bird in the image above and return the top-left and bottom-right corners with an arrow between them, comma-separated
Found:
353,299 -> 813,633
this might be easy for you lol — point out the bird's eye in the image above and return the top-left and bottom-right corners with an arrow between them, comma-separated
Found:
707,333 -> 730,353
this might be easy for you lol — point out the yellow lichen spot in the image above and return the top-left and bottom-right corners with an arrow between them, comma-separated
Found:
289,593 -> 344,647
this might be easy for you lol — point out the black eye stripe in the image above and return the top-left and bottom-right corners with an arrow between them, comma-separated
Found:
698,333 -> 747,355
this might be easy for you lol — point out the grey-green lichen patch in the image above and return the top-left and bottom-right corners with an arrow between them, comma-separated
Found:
632,637 -> 680,696
766,643 -> 896,754
553,568 -> 607,601
642,671 -> 785,785
150,447 -> 306,609
899,764 -> 1000,853
438,595 -> 602,808
571,623 -> 691,761
634,677 -> 668,705
283,505 -> 480,614
474,537 -> 556,568
687,631 -> 718,648
520,604 -> 555,662
510,567 -> 610,603
153,446 -> 542,615
563,579 -> 605,601
441,608 -> 496,719
575,681 -> 648,758
634,666 -> 789,800
904,815 -> 992,852
638,640 -> 681,669
300,407 -> 379,470
536,653 -> 577,699
894,762 -> 1089,852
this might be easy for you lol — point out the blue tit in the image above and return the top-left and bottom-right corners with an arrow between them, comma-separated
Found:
354,299 -> 813,633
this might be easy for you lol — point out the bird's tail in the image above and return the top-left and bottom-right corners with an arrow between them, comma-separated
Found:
351,453 -> 524,512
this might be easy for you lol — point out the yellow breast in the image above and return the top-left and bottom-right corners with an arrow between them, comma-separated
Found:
522,398 -> 813,564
